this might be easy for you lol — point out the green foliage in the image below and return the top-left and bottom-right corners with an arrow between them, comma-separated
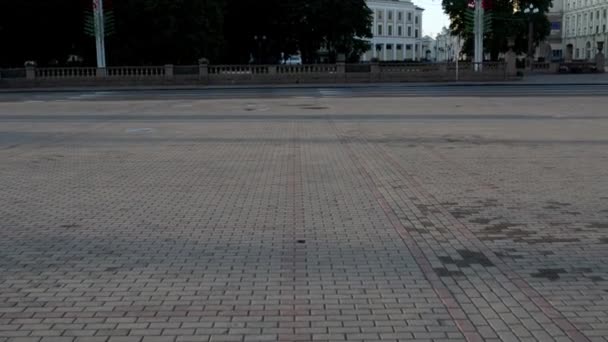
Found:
84,10 -> 115,38
104,11 -> 116,36
0,0 -> 88,67
442,0 -> 552,60
0,0 -> 373,67
84,11 -> 96,37
222,0 -> 372,64
484,13 -> 493,34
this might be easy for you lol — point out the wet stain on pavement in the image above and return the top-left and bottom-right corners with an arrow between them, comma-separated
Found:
434,267 -> 465,278
531,268 -> 567,281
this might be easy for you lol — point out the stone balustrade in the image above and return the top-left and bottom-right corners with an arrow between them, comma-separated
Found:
2,62 -> 512,86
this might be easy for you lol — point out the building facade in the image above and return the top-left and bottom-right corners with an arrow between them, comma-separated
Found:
562,0 -> 608,61
434,27 -> 461,62
421,36 -> 436,61
362,0 -> 424,61
537,0 -> 565,61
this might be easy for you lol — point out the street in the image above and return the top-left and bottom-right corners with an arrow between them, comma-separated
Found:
3,83 -> 608,103
0,88 -> 607,342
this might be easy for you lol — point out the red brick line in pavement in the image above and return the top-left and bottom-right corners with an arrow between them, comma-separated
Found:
368,139 -> 591,342
280,122 -> 308,342
328,120 -> 485,342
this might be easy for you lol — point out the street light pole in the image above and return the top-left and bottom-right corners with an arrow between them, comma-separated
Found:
94,0 -> 107,68
523,4 -> 540,70
474,0 -> 484,71
527,20 -> 534,68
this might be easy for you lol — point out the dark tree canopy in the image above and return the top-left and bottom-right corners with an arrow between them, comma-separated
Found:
442,0 -> 552,60
0,0 -> 372,67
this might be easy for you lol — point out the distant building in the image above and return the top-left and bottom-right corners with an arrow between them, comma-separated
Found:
536,0 -> 565,62
362,0 -> 424,61
420,36 -> 436,61
434,27 -> 461,62
562,0 -> 608,61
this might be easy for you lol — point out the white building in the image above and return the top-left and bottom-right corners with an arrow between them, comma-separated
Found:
434,27 -> 461,62
421,36 -> 436,61
362,0 -> 425,61
562,0 -> 608,61
537,0 -> 565,61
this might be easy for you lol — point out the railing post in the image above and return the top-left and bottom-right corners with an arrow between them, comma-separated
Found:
505,51 -> 517,78
96,67 -> 107,78
370,62 -> 380,81
25,66 -> 36,80
336,62 -> 346,82
164,64 -> 174,79
596,42 -> 605,73
199,63 -> 209,82
549,63 -> 559,74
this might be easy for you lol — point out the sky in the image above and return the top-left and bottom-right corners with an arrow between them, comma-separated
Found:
415,0 -> 451,38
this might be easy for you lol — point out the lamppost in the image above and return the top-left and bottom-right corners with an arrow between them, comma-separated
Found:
523,4 -> 540,69
253,35 -> 267,64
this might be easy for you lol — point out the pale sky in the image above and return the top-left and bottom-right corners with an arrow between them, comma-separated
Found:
415,0 -> 451,38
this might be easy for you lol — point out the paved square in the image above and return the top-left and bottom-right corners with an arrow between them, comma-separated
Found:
0,94 -> 607,342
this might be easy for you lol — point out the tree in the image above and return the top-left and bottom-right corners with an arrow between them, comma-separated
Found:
0,0 -> 87,67
302,0 -> 373,63
222,0 -> 372,64
442,0 -> 551,60
109,0 -> 225,65
0,0 -> 372,67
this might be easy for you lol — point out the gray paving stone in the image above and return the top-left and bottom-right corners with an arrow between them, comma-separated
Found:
1,97 -> 606,342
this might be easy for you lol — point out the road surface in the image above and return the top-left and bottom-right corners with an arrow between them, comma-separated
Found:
0,91 -> 607,342
2,83 -> 608,102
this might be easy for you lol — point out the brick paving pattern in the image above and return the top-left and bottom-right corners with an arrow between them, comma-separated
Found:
0,97 -> 607,342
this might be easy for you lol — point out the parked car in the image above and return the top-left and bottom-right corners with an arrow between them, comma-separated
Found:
282,55 -> 303,65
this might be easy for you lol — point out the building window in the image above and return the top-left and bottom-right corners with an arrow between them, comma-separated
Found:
387,44 -> 393,50
388,25 -> 393,36
398,12 -> 403,21
398,26 -> 403,36
377,10 -> 382,20
415,29 -> 419,38
415,16 -> 419,25
376,44 -> 382,51
388,11 -> 393,21
406,45 -> 412,51
407,12 -> 412,22
408,26 -> 412,37
377,24 -> 383,36
397,44 -> 403,50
